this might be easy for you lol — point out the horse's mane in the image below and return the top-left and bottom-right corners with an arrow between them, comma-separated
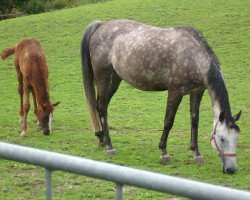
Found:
185,27 -> 233,122
207,66 -> 232,121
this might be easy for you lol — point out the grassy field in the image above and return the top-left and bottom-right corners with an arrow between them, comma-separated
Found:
0,0 -> 249,199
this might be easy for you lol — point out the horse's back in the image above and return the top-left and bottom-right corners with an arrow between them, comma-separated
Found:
16,39 -> 48,82
90,19 -> 210,93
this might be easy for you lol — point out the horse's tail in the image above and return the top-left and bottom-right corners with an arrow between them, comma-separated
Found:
81,21 -> 103,132
1,46 -> 15,60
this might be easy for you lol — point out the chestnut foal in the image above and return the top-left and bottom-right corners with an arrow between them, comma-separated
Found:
1,39 -> 60,136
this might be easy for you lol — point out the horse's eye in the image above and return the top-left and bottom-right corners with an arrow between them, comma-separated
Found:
219,135 -> 224,142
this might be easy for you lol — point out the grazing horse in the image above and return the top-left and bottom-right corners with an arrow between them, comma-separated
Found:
81,19 -> 241,174
1,39 -> 60,136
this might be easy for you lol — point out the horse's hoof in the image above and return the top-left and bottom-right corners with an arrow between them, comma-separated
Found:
194,156 -> 204,164
160,155 -> 170,164
20,131 -> 27,137
107,149 -> 116,155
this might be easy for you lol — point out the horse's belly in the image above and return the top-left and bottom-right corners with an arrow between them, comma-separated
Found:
113,63 -> 168,91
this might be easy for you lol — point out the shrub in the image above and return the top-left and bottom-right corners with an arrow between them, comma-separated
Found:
50,0 -> 71,10
25,0 -> 46,14
0,0 -> 109,16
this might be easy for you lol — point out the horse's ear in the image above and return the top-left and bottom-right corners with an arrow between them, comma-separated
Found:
53,102 -> 60,107
219,111 -> 226,122
233,110 -> 242,122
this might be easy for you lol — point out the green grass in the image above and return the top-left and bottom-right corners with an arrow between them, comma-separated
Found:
0,0 -> 249,199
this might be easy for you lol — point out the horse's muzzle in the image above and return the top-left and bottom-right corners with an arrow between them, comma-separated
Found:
223,166 -> 236,174
43,129 -> 50,135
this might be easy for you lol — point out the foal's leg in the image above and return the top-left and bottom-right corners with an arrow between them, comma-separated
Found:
96,72 -> 121,154
15,62 -> 23,124
17,74 -> 23,124
189,91 -> 205,163
31,87 -> 39,125
20,84 -> 30,137
159,90 -> 183,163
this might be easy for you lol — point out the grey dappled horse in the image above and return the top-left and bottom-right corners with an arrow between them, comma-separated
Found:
81,19 -> 241,174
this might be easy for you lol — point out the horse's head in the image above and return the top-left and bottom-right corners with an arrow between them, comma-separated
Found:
211,111 -> 241,174
38,102 -> 60,135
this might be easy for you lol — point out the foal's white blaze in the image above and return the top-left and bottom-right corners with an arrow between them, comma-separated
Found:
49,113 -> 52,132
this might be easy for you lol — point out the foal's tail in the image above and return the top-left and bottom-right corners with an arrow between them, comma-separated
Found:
81,21 -> 103,132
1,46 -> 15,60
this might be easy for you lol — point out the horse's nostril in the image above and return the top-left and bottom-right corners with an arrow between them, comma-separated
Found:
225,167 -> 235,174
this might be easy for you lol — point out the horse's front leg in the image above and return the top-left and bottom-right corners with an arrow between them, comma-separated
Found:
20,84 -> 30,137
31,87 -> 39,126
190,91 -> 205,163
159,90 -> 183,164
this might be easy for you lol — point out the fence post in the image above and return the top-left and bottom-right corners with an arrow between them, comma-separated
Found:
45,168 -> 52,200
116,183 -> 123,200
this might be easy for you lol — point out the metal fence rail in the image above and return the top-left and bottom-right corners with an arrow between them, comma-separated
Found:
0,142 -> 249,200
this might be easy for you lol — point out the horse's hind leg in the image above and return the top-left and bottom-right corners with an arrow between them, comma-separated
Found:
96,71 -> 121,154
17,74 -> 23,124
189,90 -> 205,163
15,62 -> 24,125
159,90 -> 183,163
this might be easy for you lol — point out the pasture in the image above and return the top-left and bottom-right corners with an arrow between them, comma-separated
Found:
0,0 -> 249,199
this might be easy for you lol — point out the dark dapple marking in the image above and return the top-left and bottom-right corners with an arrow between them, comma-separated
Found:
1,39 -> 60,136
81,19 -> 241,173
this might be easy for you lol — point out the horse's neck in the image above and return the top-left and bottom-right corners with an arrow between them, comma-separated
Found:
206,68 -> 232,127
34,84 -> 50,106
211,97 -> 222,127
209,94 -> 232,129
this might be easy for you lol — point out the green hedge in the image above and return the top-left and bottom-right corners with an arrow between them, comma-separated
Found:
0,0 -> 108,15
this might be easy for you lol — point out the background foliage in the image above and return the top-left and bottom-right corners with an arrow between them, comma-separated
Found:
0,0 -> 249,199
0,0 -> 107,15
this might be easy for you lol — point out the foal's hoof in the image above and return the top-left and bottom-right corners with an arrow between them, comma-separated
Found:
107,149 -> 116,155
160,155 -> 170,164
20,131 -> 27,137
194,156 -> 204,164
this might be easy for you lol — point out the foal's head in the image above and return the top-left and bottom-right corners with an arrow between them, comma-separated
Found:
211,111 -> 241,174
37,102 -> 60,135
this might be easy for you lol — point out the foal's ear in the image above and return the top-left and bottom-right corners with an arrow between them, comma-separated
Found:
233,110 -> 242,122
219,111 -> 226,122
53,102 -> 60,107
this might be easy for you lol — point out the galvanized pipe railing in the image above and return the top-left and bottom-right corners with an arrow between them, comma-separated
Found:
0,142 -> 249,200
45,168 -> 52,200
